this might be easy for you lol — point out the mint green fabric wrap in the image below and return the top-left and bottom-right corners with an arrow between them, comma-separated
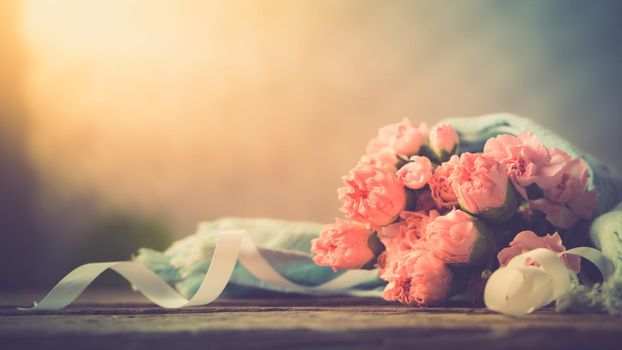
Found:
134,113 -> 622,312
556,202 -> 622,314
133,217 -> 385,297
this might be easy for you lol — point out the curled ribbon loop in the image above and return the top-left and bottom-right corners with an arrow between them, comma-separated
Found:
484,247 -> 615,316
24,230 -> 379,310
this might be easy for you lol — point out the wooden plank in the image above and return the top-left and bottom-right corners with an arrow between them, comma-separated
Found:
1,290 -> 621,350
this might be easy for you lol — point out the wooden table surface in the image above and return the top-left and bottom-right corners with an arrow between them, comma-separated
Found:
1,289 -> 621,350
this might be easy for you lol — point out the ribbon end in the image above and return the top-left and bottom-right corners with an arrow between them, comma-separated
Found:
16,301 -> 37,311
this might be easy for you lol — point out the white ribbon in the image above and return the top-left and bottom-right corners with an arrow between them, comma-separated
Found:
24,230 -> 379,310
484,247 -> 615,316
26,229 -> 614,313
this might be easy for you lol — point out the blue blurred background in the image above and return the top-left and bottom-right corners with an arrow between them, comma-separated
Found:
1,0 -> 621,289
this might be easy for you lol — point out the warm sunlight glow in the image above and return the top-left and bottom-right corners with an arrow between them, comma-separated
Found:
18,0 -> 620,235
20,1 -> 353,232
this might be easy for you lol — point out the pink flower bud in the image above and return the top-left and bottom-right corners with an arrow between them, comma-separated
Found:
396,156 -> 433,190
429,123 -> 458,155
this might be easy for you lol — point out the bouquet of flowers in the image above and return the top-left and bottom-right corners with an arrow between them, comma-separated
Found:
311,118 -> 598,306
28,114 -> 621,315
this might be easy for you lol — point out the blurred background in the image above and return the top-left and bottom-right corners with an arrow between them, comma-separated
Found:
1,0 -> 621,289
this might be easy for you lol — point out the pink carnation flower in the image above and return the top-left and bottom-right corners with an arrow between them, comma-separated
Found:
429,123 -> 458,154
359,148 -> 399,172
426,209 -> 482,264
497,230 -> 580,273
311,219 -> 375,271
530,149 -> 598,228
429,155 -> 460,209
483,132 -> 565,199
396,156 -> 433,190
338,162 -> 405,228
366,118 -> 428,157
543,150 -> 590,203
379,210 -> 439,255
449,153 -> 510,215
380,249 -> 452,306
484,133 -> 598,228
